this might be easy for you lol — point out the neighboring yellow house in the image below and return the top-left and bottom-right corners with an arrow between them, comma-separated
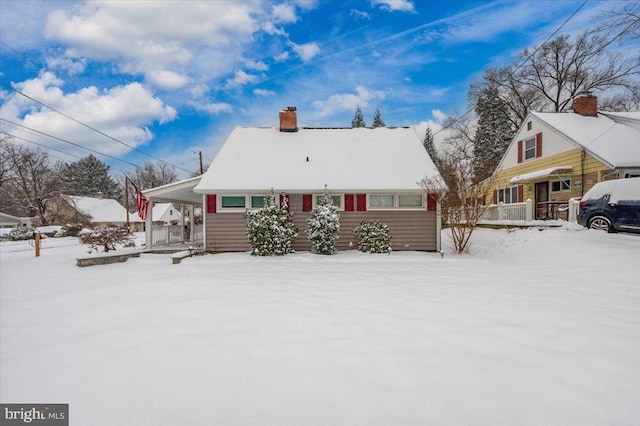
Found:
482,94 -> 640,221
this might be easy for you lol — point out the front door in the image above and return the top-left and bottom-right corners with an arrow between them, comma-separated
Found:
535,181 -> 549,220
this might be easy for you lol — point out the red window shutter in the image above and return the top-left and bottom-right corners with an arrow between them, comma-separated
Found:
518,185 -> 524,202
427,194 -> 437,211
280,193 -> 289,212
344,194 -> 354,211
517,140 -> 523,163
207,194 -> 217,213
356,194 -> 367,211
493,189 -> 498,204
302,194 -> 312,212
536,133 -> 542,158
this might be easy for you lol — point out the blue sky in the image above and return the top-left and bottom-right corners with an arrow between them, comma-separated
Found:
0,0 -> 625,179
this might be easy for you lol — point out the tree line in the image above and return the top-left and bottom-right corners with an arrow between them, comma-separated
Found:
0,135 -> 180,226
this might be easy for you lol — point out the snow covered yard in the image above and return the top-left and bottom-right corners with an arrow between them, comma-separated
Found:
1,227 -> 639,425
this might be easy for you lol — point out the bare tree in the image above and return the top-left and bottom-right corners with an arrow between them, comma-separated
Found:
420,113 -> 492,254
0,138 -> 62,225
472,28 -> 640,127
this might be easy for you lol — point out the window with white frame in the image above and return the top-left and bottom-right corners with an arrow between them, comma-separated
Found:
550,177 -> 571,192
369,193 -> 424,208
315,194 -> 342,208
220,195 -> 246,209
498,186 -> 519,204
524,137 -> 536,160
251,195 -> 266,208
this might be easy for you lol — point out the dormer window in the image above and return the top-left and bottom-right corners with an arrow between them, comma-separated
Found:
527,121 -> 532,131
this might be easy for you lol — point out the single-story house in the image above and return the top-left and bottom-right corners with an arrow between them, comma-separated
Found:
49,194 -> 144,230
176,107 -> 444,253
0,212 -> 27,228
480,93 -> 640,220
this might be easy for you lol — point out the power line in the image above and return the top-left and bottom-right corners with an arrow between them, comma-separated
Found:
431,0 -> 589,138
1,117 -> 140,169
0,81 -> 194,174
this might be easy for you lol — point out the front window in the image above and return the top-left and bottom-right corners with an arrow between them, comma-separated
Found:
370,194 -> 394,207
251,196 -> 265,208
315,194 -> 341,208
498,186 -> 519,204
221,196 -> 246,208
551,178 -> 571,192
398,194 -> 423,207
524,137 -> 536,160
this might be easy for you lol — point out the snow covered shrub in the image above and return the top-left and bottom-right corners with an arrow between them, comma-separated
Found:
353,220 -> 391,254
78,227 -> 129,252
246,191 -> 297,256
8,227 -> 34,241
306,191 -> 340,255
56,223 -> 84,237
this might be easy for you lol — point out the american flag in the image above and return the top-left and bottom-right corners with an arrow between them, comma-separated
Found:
129,179 -> 149,220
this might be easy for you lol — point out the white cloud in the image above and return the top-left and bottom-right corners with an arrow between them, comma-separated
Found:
274,52 -> 290,62
254,89 -> 275,97
0,72 -> 176,157
244,60 -> 269,71
147,70 -> 189,89
312,85 -> 385,118
432,109 -> 447,123
290,41 -> 321,62
271,4 -> 297,24
46,56 -> 87,74
189,101 -> 233,115
371,0 -> 415,13
227,70 -> 258,87
350,9 -> 371,20
42,2 -> 271,89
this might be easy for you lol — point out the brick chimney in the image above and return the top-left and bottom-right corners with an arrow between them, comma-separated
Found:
572,92 -> 598,117
279,107 -> 298,132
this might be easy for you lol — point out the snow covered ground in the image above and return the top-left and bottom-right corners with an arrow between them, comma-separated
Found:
1,226 -> 639,425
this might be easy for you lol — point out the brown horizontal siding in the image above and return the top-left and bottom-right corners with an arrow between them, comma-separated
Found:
205,193 -> 438,252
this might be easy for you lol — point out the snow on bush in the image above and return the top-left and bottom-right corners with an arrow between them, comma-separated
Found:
246,191 -> 297,256
55,223 -> 84,238
353,220 -> 391,254
8,227 -> 34,241
78,227 -> 130,252
306,191 -> 340,255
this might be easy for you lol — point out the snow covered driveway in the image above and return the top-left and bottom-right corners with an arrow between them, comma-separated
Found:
1,227 -> 639,424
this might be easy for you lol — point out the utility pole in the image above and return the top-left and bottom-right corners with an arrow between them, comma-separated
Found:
124,176 -> 130,234
199,151 -> 204,175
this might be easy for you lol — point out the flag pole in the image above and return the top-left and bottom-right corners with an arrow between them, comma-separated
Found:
124,176 -> 130,234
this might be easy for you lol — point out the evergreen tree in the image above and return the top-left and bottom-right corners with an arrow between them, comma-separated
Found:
351,106 -> 366,128
372,107 -> 385,127
61,155 -> 122,199
306,190 -> 340,255
472,87 -> 514,183
245,190 -> 297,256
423,126 -> 439,163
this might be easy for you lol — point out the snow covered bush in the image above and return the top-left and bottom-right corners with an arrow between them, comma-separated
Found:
8,227 -> 34,241
306,191 -> 340,255
246,191 -> 297,256
353,220 -> 391,254
56,223 -> 84,238
78,227 -> 130,252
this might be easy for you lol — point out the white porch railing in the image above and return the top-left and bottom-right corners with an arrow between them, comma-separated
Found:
151,225 -> 203,246
480,200 -> 532,221
480,197 -> 580,222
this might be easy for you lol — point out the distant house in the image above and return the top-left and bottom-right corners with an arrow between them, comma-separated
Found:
151,203 -> 181,226
480,93 -> 640,220
49,194 -> 144,230
0,212 -> 26,228
178,107 -> 445,252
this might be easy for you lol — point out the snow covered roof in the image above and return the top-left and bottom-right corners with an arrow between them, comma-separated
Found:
151,203 -> 180,219
510,166 -> 573,184
195,127 -> 443,192
67,195 -> 143,223
531,111 -> 640,168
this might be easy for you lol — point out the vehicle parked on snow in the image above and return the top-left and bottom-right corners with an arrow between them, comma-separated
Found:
577,177 -> 640,233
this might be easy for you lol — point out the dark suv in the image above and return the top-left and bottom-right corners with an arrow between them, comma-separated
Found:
578,177 -> 640,233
